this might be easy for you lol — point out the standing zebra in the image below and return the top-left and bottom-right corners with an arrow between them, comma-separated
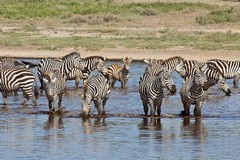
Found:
37,52 -> 85,91
107,57 -> 132,88
139,61 -> 176,116
66,56 -> 106,88
0,67 -> 38,106
143,58 -> 176,94
162,56 -> 187,77
139,64 -> 164,117
42,70 -> 66,113
183,60 -> 231,96
207,59 -> 240,88
82,74 -> 111,117
180,63 -> 209,117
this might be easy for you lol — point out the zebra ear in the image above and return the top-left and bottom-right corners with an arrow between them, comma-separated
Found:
43,77 -> 48,83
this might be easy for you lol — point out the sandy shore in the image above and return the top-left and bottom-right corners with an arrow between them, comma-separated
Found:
0,46 -> 240,62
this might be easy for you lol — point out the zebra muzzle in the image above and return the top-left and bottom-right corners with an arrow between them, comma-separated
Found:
170,85 -> 177,94
203,82 -> 209,91
225,88 -> 231,96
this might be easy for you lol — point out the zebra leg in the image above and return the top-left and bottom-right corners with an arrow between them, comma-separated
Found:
75,77 -> 80,89
156,99 -> 163,116
22,87 -> 37,106
94,99 -> 101,116
101,97 -> 109,115
2,92 -> 8,105
149,99 -> 155,117
142,100 -> 148,116
233,76 -> 239,88
194,101 -> 203,117
182,103 -> 190,117
58,93 -> 63,110
48,101 -> 55,113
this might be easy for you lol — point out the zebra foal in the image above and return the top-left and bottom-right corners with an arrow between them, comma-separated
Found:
42,70 -> 66,113
82,74 -> 110,117
107,57 -> 132,88
180,64 -> 209,117
0,67 -> 38,106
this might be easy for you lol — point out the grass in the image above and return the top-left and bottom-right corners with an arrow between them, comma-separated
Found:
1,30 -> 240,51
0,1 -> 240,52
0,0 -> 214,19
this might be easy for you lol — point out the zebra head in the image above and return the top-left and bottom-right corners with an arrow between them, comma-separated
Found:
161,69 -> 177,94
82,82 -> 92,117
175,59 -> 188,78
96,59 -> 108,76
122,57 -> 133,70
194,64 -> 209,91
217,74 -> 231,96
63,51 -> 85,71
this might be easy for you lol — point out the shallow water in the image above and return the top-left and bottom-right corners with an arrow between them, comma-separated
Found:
1,59 -> 240,159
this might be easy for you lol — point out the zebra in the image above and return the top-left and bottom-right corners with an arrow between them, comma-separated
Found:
207,59 -> 240,88
42,70 -> 66,113
107,57 -> 133,88
0,67 -> 38,106
82,74 -> 111,117
139,61 -> 177,116
0,57 -> 37,69
139,64 -> 164,117
66,56 -> 106,89
143,59 -> 176,94
183,60 -> 231,96
180,63 -> 209,117
37,51 -> 85,91
161,56 -> 187,78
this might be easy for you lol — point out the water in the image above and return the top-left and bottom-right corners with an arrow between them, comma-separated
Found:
0,59 -> 240,159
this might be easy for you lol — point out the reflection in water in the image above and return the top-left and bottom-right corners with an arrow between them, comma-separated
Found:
82,117 -> 108,134
139,117 -> 162,140
180,118 -> 207,159
44,114 -> 64,130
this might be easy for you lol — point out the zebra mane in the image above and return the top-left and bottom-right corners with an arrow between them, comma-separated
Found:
84,56 -> 105,61
62,52 -> 80,60
162,56 -> 185,64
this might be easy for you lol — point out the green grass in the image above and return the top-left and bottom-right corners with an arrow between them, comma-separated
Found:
1,30 -> 240,51
0,0 -> 214,19
196,7 -> 240,24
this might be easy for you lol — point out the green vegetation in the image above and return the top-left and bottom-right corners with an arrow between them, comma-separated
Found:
0,0 -> 214,19
196,7 -> 240,24
0,1 -> 240,51
1,30 -> 240,51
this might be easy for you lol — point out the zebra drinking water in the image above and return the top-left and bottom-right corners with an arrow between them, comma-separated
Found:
42,70 -> 66,113
180,63 -> 209,117
107,57 -> 132,88
82,74 -> 111,117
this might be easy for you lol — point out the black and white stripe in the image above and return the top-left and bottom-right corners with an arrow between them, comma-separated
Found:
82,74 -> 111,117
37,52 -> 84,90
0,68 -> 38,105
162,56 -> 187,77
207,59 -> 240,88
43,70 -> 66,113
66,56 -> 106,88
180,64 -> 209,117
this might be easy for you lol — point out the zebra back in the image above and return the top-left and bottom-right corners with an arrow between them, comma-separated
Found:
162,56 -> 186,75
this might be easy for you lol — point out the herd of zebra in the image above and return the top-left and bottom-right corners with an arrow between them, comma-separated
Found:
0,51 -> 239,118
